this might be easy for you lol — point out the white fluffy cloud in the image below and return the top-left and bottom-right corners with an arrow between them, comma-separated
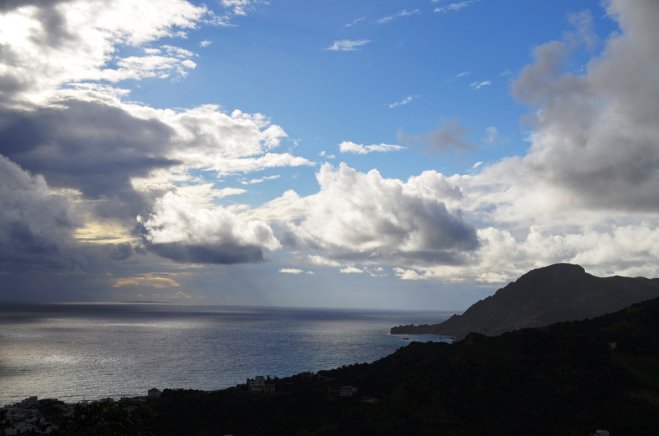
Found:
0,0 -> 207,105
511,3 -> 659,211
138,189 -> 280,264
259,163 -> 477,266
408,0 -> 659,282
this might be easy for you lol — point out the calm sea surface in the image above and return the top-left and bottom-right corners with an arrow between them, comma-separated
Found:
0,303 -> 452,405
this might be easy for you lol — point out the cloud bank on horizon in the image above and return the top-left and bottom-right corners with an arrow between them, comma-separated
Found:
1,0 -> 658,307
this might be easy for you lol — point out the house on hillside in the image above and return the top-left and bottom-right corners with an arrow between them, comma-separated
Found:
338,385 -> 358,397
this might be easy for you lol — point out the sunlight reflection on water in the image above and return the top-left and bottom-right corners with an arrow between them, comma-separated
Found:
0,303 -> 452,405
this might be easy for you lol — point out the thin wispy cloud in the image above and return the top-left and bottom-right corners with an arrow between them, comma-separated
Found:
279,268 -> 304,274
484,126 -> 499,144
339,141 -> 406,154
456,71 -> 471,78
377,9 -> 421,25
500,69 -> 512,77
388,95 -> 417,109
470,79 -> 492,90
344,17 -> 365,28
241,175 -> 280,185
434,1 -> 478,14
199,40 -> 212,47
319,150 -> 336,159
222,0 -> 258,16
327,39 -> 371,51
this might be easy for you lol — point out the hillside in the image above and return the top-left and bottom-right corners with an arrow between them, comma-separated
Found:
391,263 -> 659,339
25,295 -> 659,435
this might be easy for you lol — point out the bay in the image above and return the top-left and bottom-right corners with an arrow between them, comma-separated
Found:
0,303 -> 452,405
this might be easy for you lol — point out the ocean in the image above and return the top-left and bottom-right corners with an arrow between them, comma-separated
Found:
0,303 -> 452,405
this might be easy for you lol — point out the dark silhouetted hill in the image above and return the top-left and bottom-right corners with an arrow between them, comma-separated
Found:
391,263 -> 659,339
46,295 -> 659,435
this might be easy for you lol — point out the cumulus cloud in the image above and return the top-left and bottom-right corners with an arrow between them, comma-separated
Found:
510,2 -> 659,211
405,0 -> 659,283
137,190 -> 280,264
340,265 -> 364,274
259,163 -> 477,266
0,0 -> 207,105
339,141 -> 405,155
393,267 -> 428,281
307,255 -> 341,268
327,39 -> 371,52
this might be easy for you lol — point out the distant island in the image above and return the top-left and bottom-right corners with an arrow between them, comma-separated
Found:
3,293 -> 659,434
391,263 -> 659,339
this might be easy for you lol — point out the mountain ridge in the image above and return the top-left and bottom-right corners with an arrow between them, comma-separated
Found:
391,263 -> 659,339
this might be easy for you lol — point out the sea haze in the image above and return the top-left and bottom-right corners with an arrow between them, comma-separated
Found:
0,303 -> 452,405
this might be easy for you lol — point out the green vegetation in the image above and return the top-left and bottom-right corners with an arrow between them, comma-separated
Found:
31,296 -> 659,435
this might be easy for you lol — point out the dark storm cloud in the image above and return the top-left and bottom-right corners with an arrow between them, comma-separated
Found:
108,243 -> 134,261
0,100 -> 179,220
0,155 -> 74,270
146,242 -> 265,264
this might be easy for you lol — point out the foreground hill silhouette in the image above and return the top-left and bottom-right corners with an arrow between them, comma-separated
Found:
392,263 -> 659,339
12,294 -> 658,435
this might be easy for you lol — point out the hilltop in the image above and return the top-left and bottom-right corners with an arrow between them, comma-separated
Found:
391,263 -> 659,339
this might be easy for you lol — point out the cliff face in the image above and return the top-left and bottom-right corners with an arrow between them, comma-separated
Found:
392,263 -> 659,340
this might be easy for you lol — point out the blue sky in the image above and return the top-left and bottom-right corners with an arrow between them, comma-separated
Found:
129,0 -> 617,199
1,0 -> 658,309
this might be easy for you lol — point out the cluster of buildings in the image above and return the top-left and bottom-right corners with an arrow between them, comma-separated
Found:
245,375 -> 360,400
1,388 -> 165,434
246,376 -> 276,394
1,396 -> 73,435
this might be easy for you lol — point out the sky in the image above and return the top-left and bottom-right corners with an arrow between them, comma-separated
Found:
1,0 -> 658,310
